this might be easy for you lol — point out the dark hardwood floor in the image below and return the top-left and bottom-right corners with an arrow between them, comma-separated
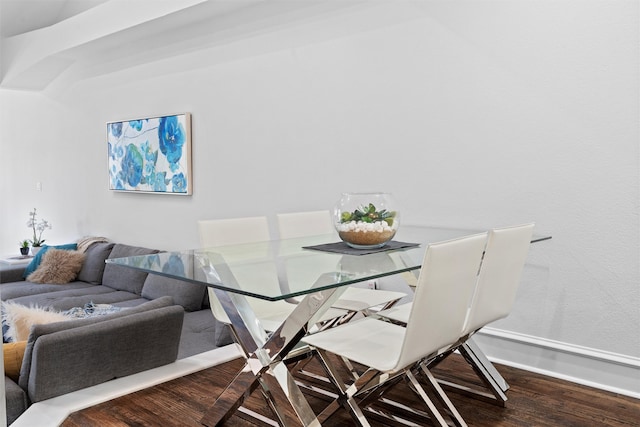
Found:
62,353 -> 639,426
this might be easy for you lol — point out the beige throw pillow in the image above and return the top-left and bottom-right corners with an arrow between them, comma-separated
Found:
27,248 -> 85,284
2,301 -> 71,342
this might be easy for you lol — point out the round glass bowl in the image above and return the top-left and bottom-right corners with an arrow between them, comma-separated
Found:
333,192 -> 400,249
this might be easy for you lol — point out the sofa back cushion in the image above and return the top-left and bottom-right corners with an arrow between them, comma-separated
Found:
77,242 -> 115,284
141,274 -> 206,312
101,244 -> 159,294
19,296 -> 175,391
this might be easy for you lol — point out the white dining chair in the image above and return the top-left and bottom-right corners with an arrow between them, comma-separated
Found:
302,232 -> 488,426
461,223 -> 535,336
197,216 -> 347,336
380,223 -> 535,406
277,210 -> 407,314
276,210 -> 337,239
440,222 -> 535,405
379,223 -> 534,325
198,216 -> 289,333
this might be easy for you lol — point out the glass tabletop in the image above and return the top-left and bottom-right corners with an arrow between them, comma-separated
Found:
106,226 -> 550,301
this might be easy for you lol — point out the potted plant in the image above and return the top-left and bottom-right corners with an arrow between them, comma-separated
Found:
333,193 -> 399,249
19,240 -> 30,256
27,208 -> 52,255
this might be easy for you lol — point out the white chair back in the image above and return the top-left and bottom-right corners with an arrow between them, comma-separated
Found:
397,233 -> 487,370
197,216 -> 278,327
198,216 -> 270,247
277,210 -> 336,239
462,223 -> 534,336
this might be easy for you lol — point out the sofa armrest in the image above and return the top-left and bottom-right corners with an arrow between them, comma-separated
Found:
25,305 -> 184,402
5,375 -> 28,425
0,264 -> 27,284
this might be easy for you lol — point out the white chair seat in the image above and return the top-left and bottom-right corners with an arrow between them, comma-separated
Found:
377,301 -> 411,324
303,317 -> 406,372
332,287 -> 406,312
259,304 -> 350,332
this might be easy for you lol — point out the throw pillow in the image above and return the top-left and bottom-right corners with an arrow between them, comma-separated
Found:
27,249 -> 85,284
102,244 -> 159,294
4,341 -> 27,381
1,301 -> 71,342
76,242 -> 115,284
22,243 -> 78,278
142,272 -> 206,312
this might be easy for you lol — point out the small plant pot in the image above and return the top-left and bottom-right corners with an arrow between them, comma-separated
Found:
31,246 -> 42,256
20,247 -> 29,256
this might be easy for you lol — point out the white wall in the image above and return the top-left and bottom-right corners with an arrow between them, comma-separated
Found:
1,0 -> 638,390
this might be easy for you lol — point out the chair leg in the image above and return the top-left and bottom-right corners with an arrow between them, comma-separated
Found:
425,341 -> 509,407
461,339 -> 509,391
313,349 -> 384,426
457,342 -> 508,406
417,365 -> 467,427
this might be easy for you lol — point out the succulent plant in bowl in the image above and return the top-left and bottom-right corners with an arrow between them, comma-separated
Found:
334,193 -> 399,249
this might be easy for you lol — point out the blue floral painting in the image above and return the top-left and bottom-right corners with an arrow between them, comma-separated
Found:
107,113 -> 191,194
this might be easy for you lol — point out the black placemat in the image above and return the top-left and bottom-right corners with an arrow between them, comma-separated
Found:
302,240 -> 420,256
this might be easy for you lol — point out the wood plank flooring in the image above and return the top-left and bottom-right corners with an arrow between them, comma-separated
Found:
62,353 -> 639,426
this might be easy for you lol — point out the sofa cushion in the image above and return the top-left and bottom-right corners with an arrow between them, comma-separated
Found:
19,296 -> 175,391
142,273 -> 205,312
178,310 -> 218,359
101,244 -> 159,294
77,242 -> 115,284
26,249 -> 85,284
112,298 -> 152,308
0,281 -> 99,302
10,289 -> 142,312
22,243 -> 78,277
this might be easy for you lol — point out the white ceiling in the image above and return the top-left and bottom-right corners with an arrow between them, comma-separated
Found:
0,0 -> 392,92
0,0 -> 109,37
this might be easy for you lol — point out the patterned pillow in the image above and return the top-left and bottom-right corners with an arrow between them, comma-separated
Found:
27,249 -> 85,284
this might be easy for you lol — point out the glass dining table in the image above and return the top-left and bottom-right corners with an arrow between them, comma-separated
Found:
106,225 -> 550,426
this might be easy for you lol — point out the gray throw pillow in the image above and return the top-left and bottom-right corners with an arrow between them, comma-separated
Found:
77,242 -> 115,284
141,274 -> 205,312
101,244 -> 159,294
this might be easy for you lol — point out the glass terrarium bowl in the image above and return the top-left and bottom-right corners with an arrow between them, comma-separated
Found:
333,192 -> 400,249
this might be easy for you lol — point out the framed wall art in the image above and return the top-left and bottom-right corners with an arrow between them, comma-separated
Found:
107,113 -> 192,195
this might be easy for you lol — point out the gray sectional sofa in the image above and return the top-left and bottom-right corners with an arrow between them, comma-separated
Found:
0,241 -> 229,425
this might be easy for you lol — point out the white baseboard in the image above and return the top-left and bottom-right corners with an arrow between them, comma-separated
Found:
473,327 -> 640,399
